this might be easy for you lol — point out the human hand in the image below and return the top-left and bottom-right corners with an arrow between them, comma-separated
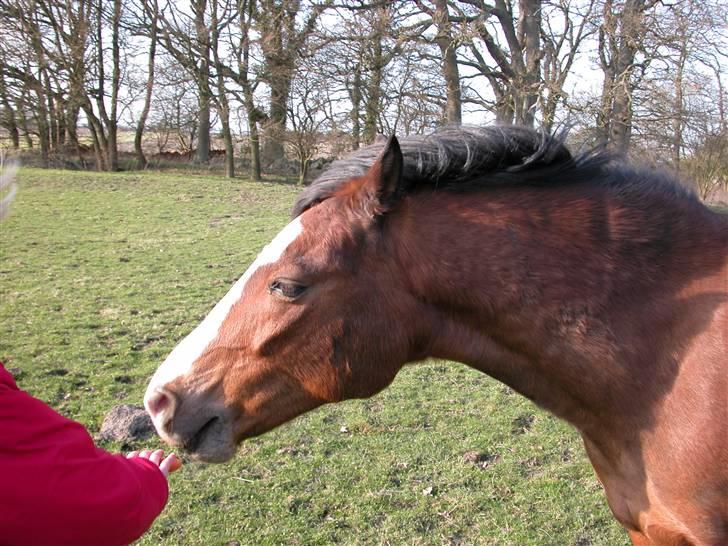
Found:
126,449 -> 182,478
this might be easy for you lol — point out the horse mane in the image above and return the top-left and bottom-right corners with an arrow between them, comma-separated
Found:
292,125 -> 697,218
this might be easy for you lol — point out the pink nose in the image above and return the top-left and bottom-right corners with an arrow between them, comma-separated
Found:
145,388 -> 177,431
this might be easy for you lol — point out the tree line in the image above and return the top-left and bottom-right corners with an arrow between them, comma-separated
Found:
0,0 -> 726,197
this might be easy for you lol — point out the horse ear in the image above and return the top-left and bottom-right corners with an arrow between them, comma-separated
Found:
366,135 -> 404,212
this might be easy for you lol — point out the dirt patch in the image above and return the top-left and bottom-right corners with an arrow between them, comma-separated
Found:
511,414 -> 535,434
463,450 -> 500,469
209,213 -> 244,227
99,404 -> 155,442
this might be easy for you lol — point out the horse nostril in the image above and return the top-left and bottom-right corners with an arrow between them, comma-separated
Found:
146,388 -> 175,422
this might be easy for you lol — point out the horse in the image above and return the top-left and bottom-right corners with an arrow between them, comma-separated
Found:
143,126 -> 728,545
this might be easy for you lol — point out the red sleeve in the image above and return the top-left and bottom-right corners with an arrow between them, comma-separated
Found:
0,365 -> 169,546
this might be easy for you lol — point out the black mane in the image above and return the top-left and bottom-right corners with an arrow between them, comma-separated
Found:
292,125 -> 695,217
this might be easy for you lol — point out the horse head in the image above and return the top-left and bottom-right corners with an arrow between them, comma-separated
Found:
144,138 -> 425,462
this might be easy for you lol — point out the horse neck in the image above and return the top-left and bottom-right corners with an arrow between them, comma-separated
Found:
389,184 -> 724,435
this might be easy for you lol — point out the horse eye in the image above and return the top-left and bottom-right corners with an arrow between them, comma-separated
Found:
268,279 -> 307,300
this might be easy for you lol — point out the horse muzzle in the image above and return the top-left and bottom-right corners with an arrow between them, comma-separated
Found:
144,386 -> 237,463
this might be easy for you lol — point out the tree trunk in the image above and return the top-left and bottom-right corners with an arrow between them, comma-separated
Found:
599,0 -> 648,151
33,83 -> 51,166
541,84 -> 560,133
596,25 -> 614,147
66,93 -> 82,162
197,91 -> 211,162
350,65 -> 362,150
256,0 -> 320,167
364,13 -> 384,143
87,120 -> 105,170
194,0 -> 211,163
433,0 -> 461,124
671,18 -> 689,170
66,104 -> 80,150
93,0 -> 117,170
490,79 -> 514,124
260,8 -> 289,168
25,9 -> 50,164
43,71 -> 59,151
672,56 -> 685,169
3,113 -> 20,149
0,77 -> 20,149
237,0 -> 261,180
83,101 -> 108,170
517,0 -> 541,127
107,126 -> 118,170
713,65 -> 726,133
241,70 -> 261,180
210,0 -> 234,178
219,111 -> 234,179
469,0 -> 539,127
298,155 -> 308,186
55,96 -> 66,147
7,123 -> 20,149
248,118 -> 261,180
18,89 -> 34,148
59,0 -> 91,160
609,85 -> 632,150
262,79 -> 289,165
106,0 -> 122,171
135,0 -> 157,169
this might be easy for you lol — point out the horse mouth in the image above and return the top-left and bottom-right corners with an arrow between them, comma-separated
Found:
179,416 -> 236,463
184,416 -> 219,453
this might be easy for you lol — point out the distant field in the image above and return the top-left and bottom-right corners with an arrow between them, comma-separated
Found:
0,168 -> 628,545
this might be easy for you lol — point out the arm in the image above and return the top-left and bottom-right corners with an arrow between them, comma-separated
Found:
0,366 -> 173,546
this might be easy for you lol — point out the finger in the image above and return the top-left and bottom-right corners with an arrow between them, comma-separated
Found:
138,449 -> 153,459
168,454 -> 183,472
159,453 -> 182,477
126,451 -> 139,459
149,449 -> 165,466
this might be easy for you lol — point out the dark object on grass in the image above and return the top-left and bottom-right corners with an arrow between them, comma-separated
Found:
99,404 -> 155,442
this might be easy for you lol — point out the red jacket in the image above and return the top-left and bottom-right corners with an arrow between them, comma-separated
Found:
0,364 -> 168,546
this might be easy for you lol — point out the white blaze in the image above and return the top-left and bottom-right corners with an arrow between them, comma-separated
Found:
144,217 -> 304,401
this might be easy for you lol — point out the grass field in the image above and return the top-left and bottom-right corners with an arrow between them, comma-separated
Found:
0,168 -> 629,545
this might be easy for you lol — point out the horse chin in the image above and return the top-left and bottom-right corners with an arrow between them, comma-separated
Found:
188,442 -> 237,463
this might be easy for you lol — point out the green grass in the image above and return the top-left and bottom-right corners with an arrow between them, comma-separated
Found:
0,168 -> 628,545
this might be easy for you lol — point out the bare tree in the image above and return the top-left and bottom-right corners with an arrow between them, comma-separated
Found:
209,0 -> 235,177
150,60 -> 201,153
682,131 -> 728,201
539,0 -> 596,132
91,0 -> 124,170
285,66 -> 331,184
596,0 -> 657,150
0,64 -> 20,149
233,0 -> 263,180
131,0 -> 159,168
154,0 -> 214,162
2,0 -> 53,165
255,0 -> 326,165
454,0 -> 542,126
432,0 -> 462,123
193,0 -> 212,162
